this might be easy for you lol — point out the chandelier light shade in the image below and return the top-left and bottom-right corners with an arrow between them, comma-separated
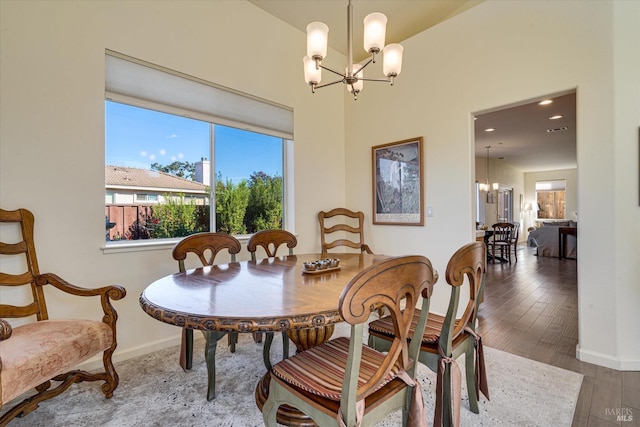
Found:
303,0 -> 403,100
383,43 -> 403,77
306,22 -> 329,60
363,12 -> 387,52
346,65 -> 364,93
303,56 -> 321,85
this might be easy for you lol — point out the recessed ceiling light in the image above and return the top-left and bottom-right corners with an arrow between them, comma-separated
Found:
484,128 -> 495,132
538,99 -> 553,105
550,115 -> 563,120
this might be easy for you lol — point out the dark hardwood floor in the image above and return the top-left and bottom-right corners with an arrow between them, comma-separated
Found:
476,244 -> 639,427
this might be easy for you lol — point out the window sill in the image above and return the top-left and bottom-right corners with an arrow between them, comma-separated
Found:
101,235 -> 252,254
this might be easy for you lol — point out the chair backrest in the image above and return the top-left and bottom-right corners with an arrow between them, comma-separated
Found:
338,255 -> 436,420
491,222 -> 514,243
318,208 -> 373,255
0,208 -> 49,321
246,229 -> 297,261
172,232 -> 241,272
439,242 -> 486,355
510,222 -> 520,243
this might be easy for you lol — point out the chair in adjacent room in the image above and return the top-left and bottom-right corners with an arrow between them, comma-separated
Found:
262,255 -> 437,427
172,232 -> 243,381
0,208 -> 126,425
488,222 -> 515,263
369,242 -> 489,427
246,229 -> 296,353
318,208 -> 374,255
509,222 -> 520,263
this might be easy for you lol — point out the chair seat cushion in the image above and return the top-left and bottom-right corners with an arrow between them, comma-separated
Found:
369,311 -> 459,346
272,336 -> 399,401
0,319 -> 112,404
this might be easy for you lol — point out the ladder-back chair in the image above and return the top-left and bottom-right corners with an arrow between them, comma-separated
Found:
0,208 -> 126,425
318,208 -> 373,255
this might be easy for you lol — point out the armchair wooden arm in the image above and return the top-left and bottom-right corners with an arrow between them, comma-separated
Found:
36,273 -> 126,320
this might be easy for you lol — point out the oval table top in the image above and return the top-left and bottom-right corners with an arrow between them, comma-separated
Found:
139,253 -> 390,333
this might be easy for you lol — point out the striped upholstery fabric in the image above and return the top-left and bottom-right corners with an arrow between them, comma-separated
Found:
272,337 -> 399,401
369,311 -> 460,345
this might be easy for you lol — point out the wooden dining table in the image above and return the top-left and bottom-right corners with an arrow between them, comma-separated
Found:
139,252 -> 390,426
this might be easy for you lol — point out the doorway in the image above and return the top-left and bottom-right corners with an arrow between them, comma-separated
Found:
473,91 -> 577,235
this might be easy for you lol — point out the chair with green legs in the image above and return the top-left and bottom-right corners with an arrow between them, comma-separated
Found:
369,242 -> 489,426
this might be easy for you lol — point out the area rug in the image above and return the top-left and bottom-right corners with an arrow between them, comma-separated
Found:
3,323 -> 583,427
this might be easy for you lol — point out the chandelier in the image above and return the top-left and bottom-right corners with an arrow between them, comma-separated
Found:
479,146 -> 499,192
302,0 -> 404,100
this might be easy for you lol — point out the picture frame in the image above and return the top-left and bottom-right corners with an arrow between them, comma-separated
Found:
372,137 -> 424,225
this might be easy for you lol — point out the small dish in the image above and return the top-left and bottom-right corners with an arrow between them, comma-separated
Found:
302,261 -> 317,272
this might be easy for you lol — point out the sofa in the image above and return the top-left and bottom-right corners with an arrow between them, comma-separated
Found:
527,220 -> 577,258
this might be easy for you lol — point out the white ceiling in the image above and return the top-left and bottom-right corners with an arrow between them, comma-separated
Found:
474,92 -> 577,172
249,0 -> 577,173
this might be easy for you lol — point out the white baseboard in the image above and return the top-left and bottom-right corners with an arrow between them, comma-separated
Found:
77,335 -> 186,372
576,344 -> 640,371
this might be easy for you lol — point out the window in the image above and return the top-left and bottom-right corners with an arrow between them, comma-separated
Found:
135,194 -> 159,203
105,101 -> 285,241
536,180 -> 566,219
104,52 -> 292,243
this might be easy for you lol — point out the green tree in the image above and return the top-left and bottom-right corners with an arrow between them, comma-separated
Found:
245,171 -> 283,233
215,174 -> 249,234
151,161 -> 196,180
150,194 -> 199,238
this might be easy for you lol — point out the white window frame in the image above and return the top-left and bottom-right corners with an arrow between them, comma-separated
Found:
103,52 -> 294,253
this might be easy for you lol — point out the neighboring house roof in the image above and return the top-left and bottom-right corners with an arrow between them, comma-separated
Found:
105,165 -> 207,193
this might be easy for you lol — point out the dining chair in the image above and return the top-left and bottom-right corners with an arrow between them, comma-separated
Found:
172,232 -> 242,380
262,255 -> 437,427
318,208 -> 374,255
247,229 -> 297,261
509,222 -> 520,263
246,229 -> 295,355
0,208 -> 126,425
489,222 -> 515,263
369,242 -> 489,427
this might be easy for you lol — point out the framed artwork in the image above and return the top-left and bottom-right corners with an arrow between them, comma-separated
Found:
372,137 -> 424,225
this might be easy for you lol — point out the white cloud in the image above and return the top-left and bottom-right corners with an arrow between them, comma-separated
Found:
169,134 -> 178,138
149,154 -> 156,160
178,153 -> 184,159
140,150 -> 147,157
159,149 -> 166,156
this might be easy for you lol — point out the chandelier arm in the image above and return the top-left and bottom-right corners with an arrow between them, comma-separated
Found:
314,79 -> 347,90
354,58 -> 374,74
359,77 -> 392,83
319,64 -> 347,78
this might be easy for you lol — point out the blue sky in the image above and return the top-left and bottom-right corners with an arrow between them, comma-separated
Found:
105,101 -> 282,183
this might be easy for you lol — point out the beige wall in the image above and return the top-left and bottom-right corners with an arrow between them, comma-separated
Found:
0,0 -> 347,363
1,0 -> 638,370
344,0 -> 639,369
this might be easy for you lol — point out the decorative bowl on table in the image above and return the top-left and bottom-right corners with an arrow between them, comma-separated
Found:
302,261 -> 317,272
302,258 -> 340,274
